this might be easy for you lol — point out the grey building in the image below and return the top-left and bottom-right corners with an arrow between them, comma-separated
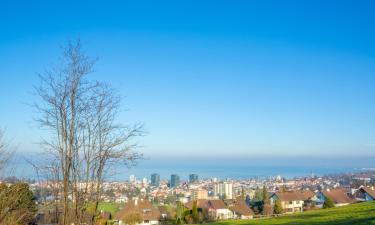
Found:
189,174 -> 198,183
170,174 -> 180,188
151,173 -> 160,186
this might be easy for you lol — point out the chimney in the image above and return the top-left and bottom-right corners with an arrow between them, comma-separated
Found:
135,199 -> 138,206
371,187 -> 374,191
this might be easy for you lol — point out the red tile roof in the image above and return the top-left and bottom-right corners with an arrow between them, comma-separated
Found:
274,190 -> 315,202
229,198 -> 254,216
361,186 -> 375,199
185,199 -> 227,210
322,189 -> 353,204
115,199 -> 160,221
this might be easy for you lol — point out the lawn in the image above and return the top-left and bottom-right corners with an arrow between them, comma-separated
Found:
97,202 -> 123,216
208,201 -> 375,225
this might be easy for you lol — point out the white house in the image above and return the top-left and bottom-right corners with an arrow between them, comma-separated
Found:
115,198 -> 160,225
227,197 -> 254,219
270,190 -> 315,213
185,199 -> 233,220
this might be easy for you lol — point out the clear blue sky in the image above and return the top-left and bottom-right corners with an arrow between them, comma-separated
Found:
1,0 -> 375,158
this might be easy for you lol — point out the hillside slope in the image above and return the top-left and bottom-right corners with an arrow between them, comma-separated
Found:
209,201 -> 375,225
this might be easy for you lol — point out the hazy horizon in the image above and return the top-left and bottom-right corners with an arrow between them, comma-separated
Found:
8,153 -> 375,180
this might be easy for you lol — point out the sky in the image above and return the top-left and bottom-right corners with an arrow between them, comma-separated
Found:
1,0 -> 375,159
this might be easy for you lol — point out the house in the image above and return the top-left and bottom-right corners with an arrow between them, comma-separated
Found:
185,199 -> 233,220
115,198 -> 160,225
355,186 -> 375,201
208,200 -> 233,220
158,205 -> 175,221
226,197 -> 254,219
270,190 -> 315,213
317,188 -> 353,207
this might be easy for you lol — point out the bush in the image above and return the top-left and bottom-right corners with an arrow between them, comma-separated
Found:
323,197 -> 335,209
274,199 -> 283,214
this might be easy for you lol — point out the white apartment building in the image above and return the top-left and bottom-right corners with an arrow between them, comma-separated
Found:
214,181 -> 233,199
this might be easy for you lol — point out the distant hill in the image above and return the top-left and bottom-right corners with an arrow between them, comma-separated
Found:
207,201 -> 375,225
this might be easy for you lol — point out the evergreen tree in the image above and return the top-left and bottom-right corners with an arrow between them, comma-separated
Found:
245,195 -> 251,206
273,199 -> 283,214
262,186 -> 269,203
192,200 -> 199,223
0,183 -> 37,225
175,201 -> 184,224
252,189 -> 263,202
261,186 -> 270,214
323,197 -> 335,209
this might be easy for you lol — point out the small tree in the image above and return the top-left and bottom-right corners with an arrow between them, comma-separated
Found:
122,212 -> 143,225
192,200 -> 199,223
261,185 -> 270,214
262,186 -> 269,203
175,201 -> 184,224
323,197 -> 335,209
273,199 -> 283,214
262,203 -> 273,216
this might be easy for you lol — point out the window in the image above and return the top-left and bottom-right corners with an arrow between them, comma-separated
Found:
296,201 -> 300,204
289,201 -> 293,204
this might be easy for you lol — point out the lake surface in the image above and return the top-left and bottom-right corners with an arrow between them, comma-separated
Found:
9,154 -> 375,181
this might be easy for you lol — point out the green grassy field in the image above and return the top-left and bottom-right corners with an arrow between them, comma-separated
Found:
209,201 -> 375,225
97,202 -> 122,216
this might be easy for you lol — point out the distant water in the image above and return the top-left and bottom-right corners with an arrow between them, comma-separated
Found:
7,155 -> 375,181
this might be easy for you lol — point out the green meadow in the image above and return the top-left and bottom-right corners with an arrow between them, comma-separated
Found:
208,201 -> 375,225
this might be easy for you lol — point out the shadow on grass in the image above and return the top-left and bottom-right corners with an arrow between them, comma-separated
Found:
214,214 -> 375,225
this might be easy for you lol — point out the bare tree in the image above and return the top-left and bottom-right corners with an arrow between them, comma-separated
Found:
0,129 -> 13,176
34,40 -> 143,225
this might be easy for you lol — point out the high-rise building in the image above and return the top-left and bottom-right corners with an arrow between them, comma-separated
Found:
151,173 -> 160,186
214,181 -> 233,199
129,174 -> 136,183
189,174 -> 198,183
170,174 -> 180,188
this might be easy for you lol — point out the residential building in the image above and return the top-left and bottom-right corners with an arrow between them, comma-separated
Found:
214,182 -> 233,199
189,174 -> 198,183
185,199 -> 233,220
355,186 -> 375,201
151,173 -> 160,187
317,188 -> 353,207
170,174 -> 180,188
129,174 -> 136,183
115,198 -> 160,225
207,200 -> 233,220
227,197 -> 254,219
270,190 -> 315,213
192,189 -> 208,200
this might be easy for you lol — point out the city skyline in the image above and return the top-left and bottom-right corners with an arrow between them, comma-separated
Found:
1,1 -> 375,158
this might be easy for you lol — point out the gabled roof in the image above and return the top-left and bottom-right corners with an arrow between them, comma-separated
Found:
115,199 -> 160,221
360,186 -> 375,199
185,199 -> 209,210
229,198 -> 254,216
273,190 -> 315,202
185,199 -> 227,210
322,189 -> 353,204
208,200 -> 227,210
